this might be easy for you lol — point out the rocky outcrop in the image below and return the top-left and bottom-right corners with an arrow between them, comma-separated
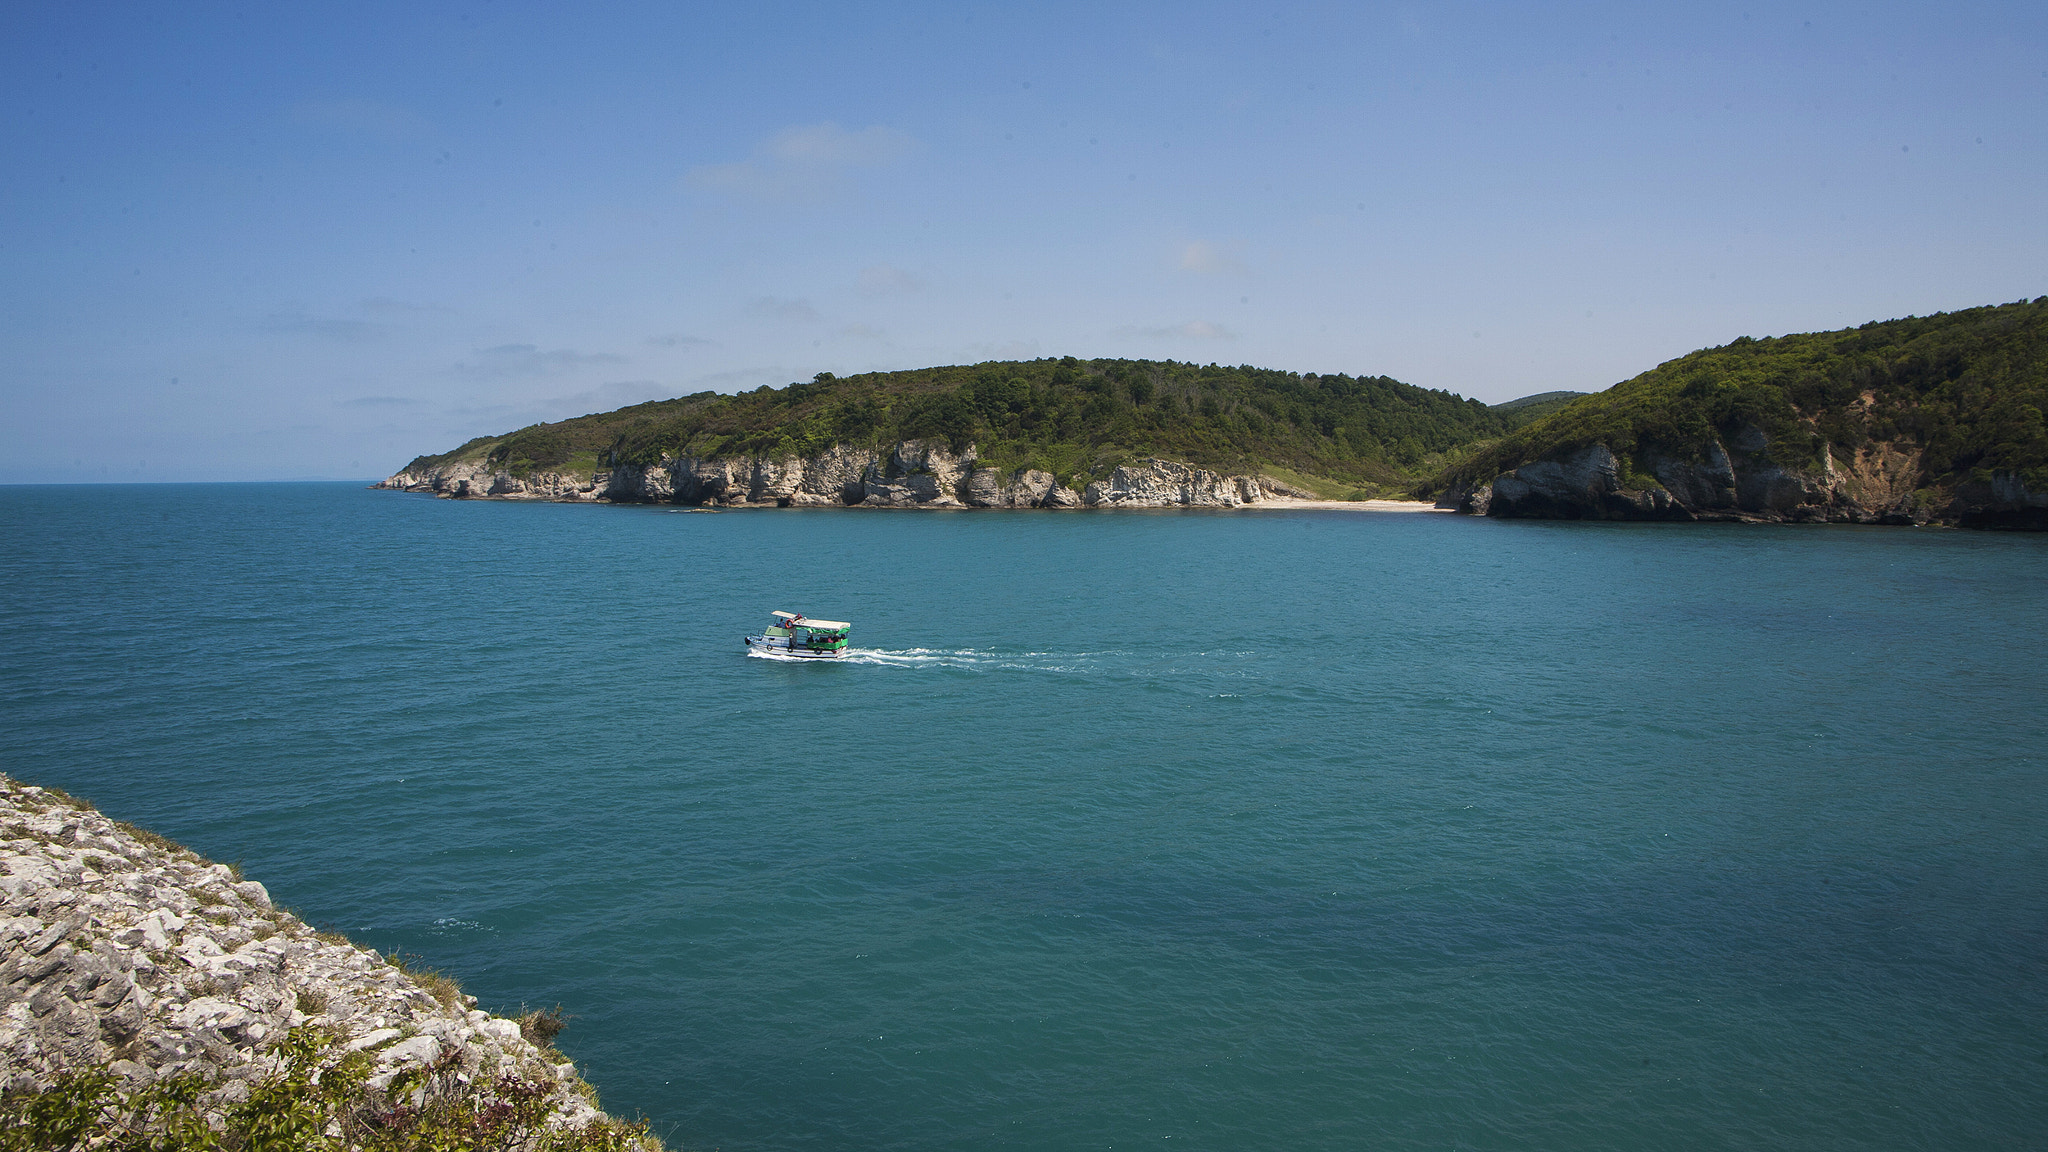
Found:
380,442 -> 1293,511
1433,479 -> 1492,515
374,462 -> 609,502
1482,444 -> 1693,521
855,441 -> 973,508
1953,472 -> 2048,529
1084,459 -> 1282,507
0,777 -> 633,1143
1453,427 -> 2035,526
1085,460 -> 1238,507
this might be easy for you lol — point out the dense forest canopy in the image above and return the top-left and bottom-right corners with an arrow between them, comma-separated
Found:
408,358 -> 1555,496
1430,298 -> 2048,493
406,301 -> 2048,501
1491,390 -> 1588,412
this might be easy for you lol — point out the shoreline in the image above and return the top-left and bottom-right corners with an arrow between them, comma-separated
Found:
1244,497 -> 1449,513
382,486 -> 1452,513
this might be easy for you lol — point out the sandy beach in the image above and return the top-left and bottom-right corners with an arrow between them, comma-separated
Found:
1250,498 -> 1451,512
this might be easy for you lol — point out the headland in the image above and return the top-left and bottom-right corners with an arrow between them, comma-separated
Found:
378,300 -> 2048,529
0,775 -> 655,1150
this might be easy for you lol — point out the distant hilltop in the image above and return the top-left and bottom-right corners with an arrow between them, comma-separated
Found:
379,359 -> 1564,509
1428,297 -> 2048,529
380,300 -> 2048,528
1491,390 -> 1589,412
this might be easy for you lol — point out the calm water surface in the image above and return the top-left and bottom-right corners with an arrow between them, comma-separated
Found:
3,483 -> 2045,1151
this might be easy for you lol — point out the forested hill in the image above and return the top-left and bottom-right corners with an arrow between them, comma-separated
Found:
1491,390 -> 1587,414
406,358 -> 1551,496
1431,298 -> 2048,496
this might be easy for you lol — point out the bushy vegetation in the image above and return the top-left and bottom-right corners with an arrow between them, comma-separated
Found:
1430,298 -> 2048,493
518,1007 -> 569,1052
382,953 -> 463,1009
407,359 -> 1555,493
0,1027 -> 657,1152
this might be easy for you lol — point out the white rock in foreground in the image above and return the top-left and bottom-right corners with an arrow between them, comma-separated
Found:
0,775 -> 626,1140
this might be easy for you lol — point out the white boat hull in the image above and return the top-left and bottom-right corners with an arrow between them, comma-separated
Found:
745,635 -> 845,659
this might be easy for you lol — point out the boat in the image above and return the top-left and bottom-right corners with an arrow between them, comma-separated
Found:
744,611 -> 851,659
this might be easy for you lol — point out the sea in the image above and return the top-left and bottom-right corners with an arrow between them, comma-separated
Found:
3,482 -> 2045,1151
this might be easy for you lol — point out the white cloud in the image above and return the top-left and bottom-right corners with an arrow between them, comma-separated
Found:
1117,320 -> 1237,340
445,401 -> 520,421
765,122 -> 913,166
962,338 -> 1043,361
454,344 -> 629,378
857,263 -> 922,295
260,313 -> 382,341
687,122 -> 915,202
291,99 -> 433,142
439,380 -> 682,433
684,367 -> 796,394
538,380 -> 674,417
748,297 -> 821,323
1177,240 -> 1246,276
359,296 -> 453,315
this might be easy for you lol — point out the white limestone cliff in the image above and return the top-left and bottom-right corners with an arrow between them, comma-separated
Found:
378,442 -> 1304,511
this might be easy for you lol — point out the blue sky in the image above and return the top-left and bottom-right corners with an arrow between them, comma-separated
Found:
3,1 -> 2043,482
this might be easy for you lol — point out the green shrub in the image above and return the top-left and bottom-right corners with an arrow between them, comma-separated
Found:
519,1005 -> 570,1052
0,1027 -> 659,1152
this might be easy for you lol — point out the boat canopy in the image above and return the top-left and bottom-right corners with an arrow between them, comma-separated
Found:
771,611 -> 850,630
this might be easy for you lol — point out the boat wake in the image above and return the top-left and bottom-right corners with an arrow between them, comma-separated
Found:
744,645 -> 1266,684
849,646 -> 1111,672
745,645 -> 1121,674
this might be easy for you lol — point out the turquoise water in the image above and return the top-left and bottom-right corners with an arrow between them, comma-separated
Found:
4,483 -> 2046,1151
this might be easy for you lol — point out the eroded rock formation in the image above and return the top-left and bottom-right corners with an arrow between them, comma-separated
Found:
378,443 -> 1307,510
1436,428 -> 2048,527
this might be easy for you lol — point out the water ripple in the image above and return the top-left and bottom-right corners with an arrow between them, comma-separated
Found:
3,485 -> 2045,1151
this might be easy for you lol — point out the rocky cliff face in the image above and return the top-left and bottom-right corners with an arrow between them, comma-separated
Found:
0,777 -> 640,1145
1435,429 -> 2048,528
1083,460 -> 1273,508
378,442 -> 1307,511
372,461 -> 610,502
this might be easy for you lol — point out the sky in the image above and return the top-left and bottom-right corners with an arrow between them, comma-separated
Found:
2,1 -> 2044,483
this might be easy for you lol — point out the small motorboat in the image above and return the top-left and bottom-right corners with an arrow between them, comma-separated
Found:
745,611 -> 851,659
